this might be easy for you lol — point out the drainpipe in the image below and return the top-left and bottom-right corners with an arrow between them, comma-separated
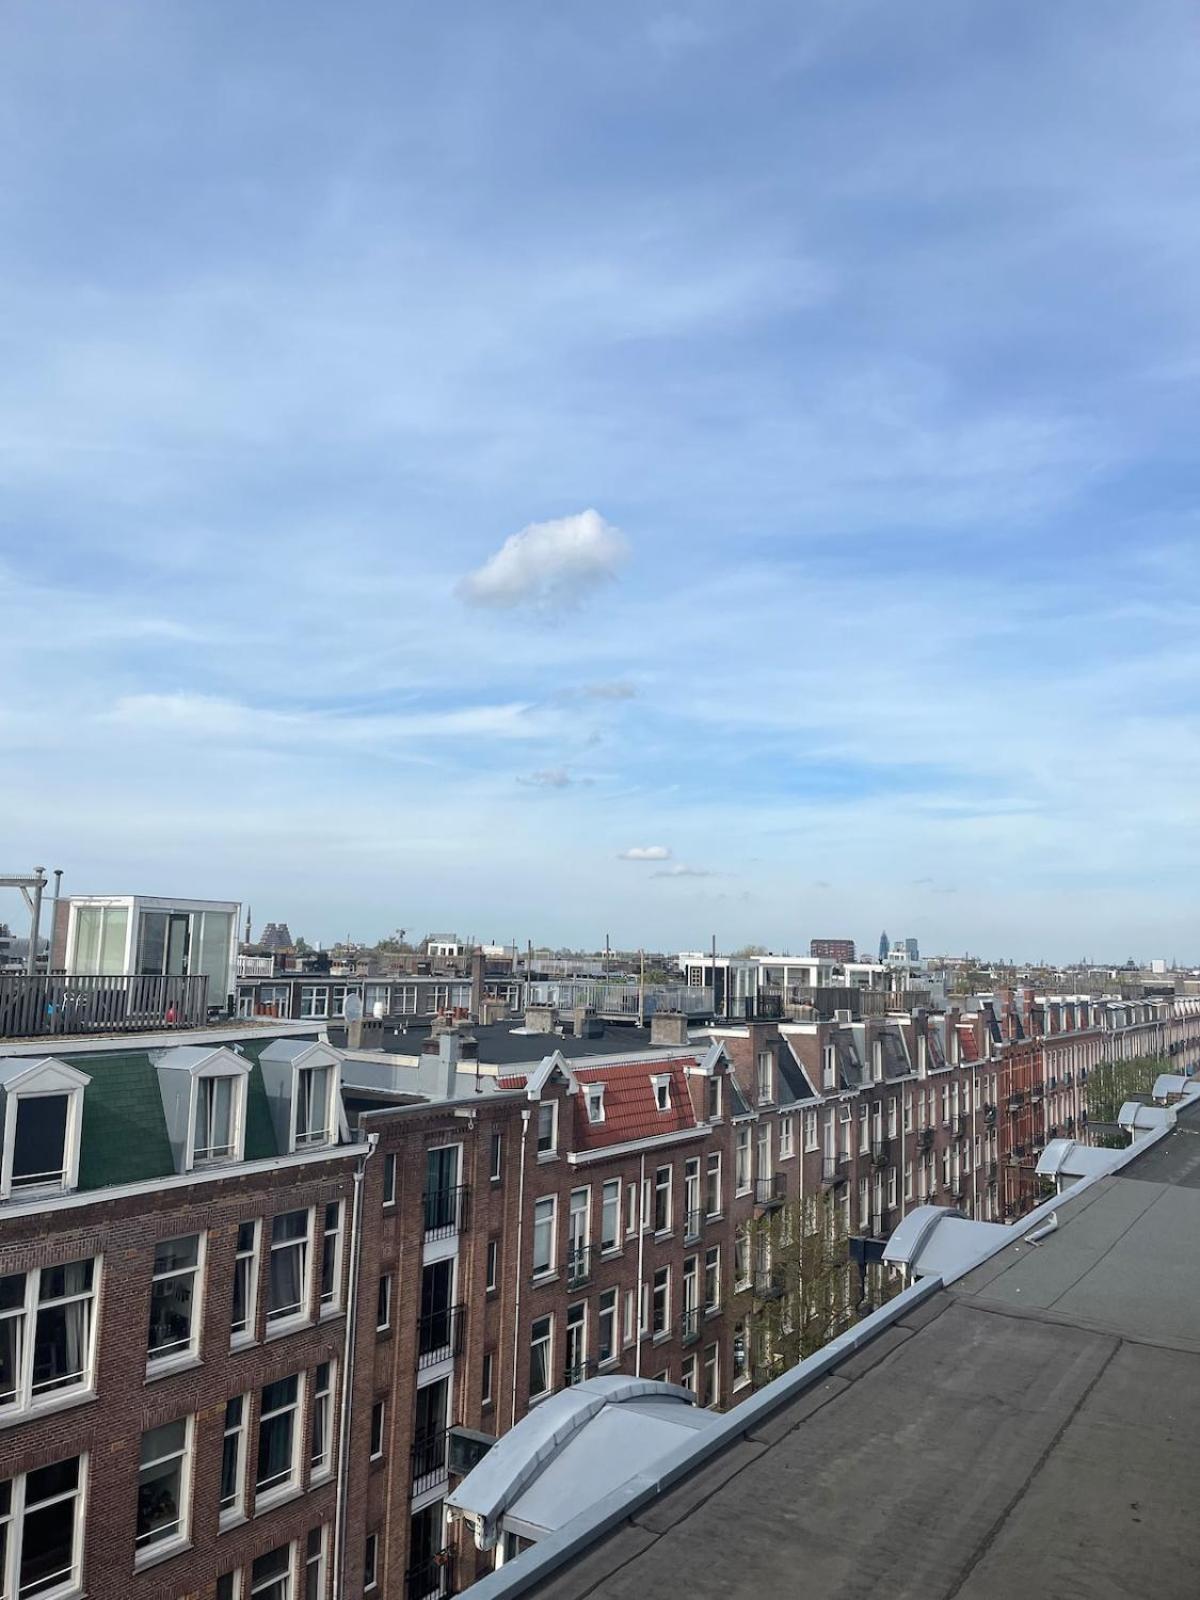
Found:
333,1131 -> 377,1599
510,1108 -> 531,1429
635,1152 -> 646,1375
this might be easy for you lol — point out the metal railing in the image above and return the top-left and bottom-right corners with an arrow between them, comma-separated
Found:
0,972 -> 210,1038
821,1156 -> 847,1186
871,1138 -> 890,1168
754,1173 -> 786,1207
917,1127 -> 935,1152
423,1185 -> 470,1240
416,1303 -> 465,1369
564,1244 -> 592,1289
681,1306 -> 701,1344
753,1269 -> 786,1302
410,1428 -> 450,1498
406,1547 -> 456,1600
683,1207 -> 704,1242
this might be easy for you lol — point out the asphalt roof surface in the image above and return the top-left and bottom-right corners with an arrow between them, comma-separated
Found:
520,1115 -> 1200,1600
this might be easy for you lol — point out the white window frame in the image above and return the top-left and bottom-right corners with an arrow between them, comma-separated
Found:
597,1288 -> 618,1367
298,986 -> 329,1020
529,1314 -> 553,1401
255,1373 -> 303,1507
653,1165 -> 673,1234
135,1414 -> 194,1564
376,1273 -> 392,1333
0,1256 -> 99,1416
0,1060 -> 90,1200
779,1115 -> 795,1159
704,1245 -> 721,1312
0,1453 -> 87,1600
304,1526 -> 328,1600
650,1074 -> 672,1112
803,1109 -> 818,1151
251,1543 -> 296,1600
369,1398 -> 386,1461
190,1068 -> 247,1168
147,1233 -> 205,1370
532,1196 -> 557,1279
364,1532 -> 379,1593
482,1349 -> 494,1407
600,1179 -> 621,1253
486,1239 -> 499,1292
319,1202 -> 344,1316
310,1360 -> 336,1483
536,1101 -> 558,1158
756,1051 -> 773,1104
585,1085 -> 605,1124
266,1209 -> 312,1330
706,1152 -> 722,1219
231,1219 -> 261,1347
219,1394 -> 249,1528
293,1063 -> 336,1151
382,1153 -> 397,1207
735,1128 -> 752,1195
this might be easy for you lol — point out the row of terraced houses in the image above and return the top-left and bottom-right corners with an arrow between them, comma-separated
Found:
1,983 -> 1198,1600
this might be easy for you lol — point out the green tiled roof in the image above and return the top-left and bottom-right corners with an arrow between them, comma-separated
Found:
70,1034 -> 320,1191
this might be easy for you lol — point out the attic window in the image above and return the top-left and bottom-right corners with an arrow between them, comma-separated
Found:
193,1074 -> 245,1165
706,1076 -> 721,1120
586,1086 -> 605,1125
823,1046 -> 837,1090
294,1063 -> 334,1149
651,1075 -> 672,1113
0,1059 -> 90,1201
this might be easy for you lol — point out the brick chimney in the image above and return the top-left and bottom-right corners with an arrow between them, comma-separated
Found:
650,1011 -> 689,1048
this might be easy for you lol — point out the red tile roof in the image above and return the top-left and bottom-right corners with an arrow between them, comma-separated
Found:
571,1057 -> 700,1150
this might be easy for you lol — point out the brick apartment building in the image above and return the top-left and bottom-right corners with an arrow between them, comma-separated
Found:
4,990 -> 1200,1600
808,938 -> 856,962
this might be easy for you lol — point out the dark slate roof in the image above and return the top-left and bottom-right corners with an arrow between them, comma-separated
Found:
777,1043 -> 817,1106
879,1028 -> 911,1081
342,1019 -> 670,1066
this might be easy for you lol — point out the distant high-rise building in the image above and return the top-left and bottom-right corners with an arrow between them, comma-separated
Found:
259,921 -> 294,950
810,938 -> 855,962
879,930 -> 890,960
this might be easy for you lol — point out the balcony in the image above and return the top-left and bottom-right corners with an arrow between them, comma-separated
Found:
955,1114 -> 968,1139
411,1428 -> 450,1498
821,1156 -> 848,1187
871,1138 -> 890,1169
1029,1085 -> 1044,1104
1006,1092 -> 1024,1112
681,1306 -> 701,1345
917,1127 -> 935,1153
564,1244 -> 592,1290
417,1303 -> 465,1369
754,1173 -> 786,1210
564,1357 -> 599,1387
406,1547 -> 456,1600
754,1268 -> 786,1302
0,972 -> 209,1039
983,1102 -> 997,1126
423,1184 -> 471,1241
683,1208 -> 704,1243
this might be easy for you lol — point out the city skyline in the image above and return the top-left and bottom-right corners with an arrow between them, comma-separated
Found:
3,2 -> 1199,959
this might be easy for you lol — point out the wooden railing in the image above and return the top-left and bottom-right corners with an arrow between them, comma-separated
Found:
0,973 -> 210,1038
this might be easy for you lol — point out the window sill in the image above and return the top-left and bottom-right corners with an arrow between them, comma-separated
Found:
0,1386 -> 96,1431
536,1152 -> 560,1164
218,1510 -> 248,1535
135,1536 -> 192,1573
145,1353 -> 202,1384
254,1482 -> 303,1517
318,1307 -> 346,1327
599,1245 -> 622,1259
705,1212 -> 723,1224
653,1229 -> 673,1243
704,1306 -> 721,1319
230,1332 -> 257,1353
530,1270 -> 558,1287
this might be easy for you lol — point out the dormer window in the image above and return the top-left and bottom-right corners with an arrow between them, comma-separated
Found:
823,1046 -> 837,1091
586,1086 -> 605,1125
706,1076 -> 721,1120
0,1058 -> 90,1201
651,1075 -> 672,1113
295,1062 -> 334,1148
155,1047 -> 249,1173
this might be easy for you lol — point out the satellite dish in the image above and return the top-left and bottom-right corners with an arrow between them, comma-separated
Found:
343,994 -> 364,1023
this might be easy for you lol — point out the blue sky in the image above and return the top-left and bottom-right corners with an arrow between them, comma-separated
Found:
2,0 -> 1199,960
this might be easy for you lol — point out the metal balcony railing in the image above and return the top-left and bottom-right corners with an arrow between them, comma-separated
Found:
681,1306 -> 701,1345
564,1244 -> 592,1289
821,1156 -> 847,1186
871,1138 -> 890,1168
0,972 -> 210,1038
753,1269 -> 786,1302
416,1303 -> 465,1369
405,1547 -> 456,1600
917,1127 -> 935,1152
683,1207 -> 704,1242
563,1357 -> 599,1388
423,1185 -> 470,1240
754,1173 -> 786,1208
410,1428 -> 450,1498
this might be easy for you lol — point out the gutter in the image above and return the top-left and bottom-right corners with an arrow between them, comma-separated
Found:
510,1108 -> 531,1428
332,1130 -> 376,1599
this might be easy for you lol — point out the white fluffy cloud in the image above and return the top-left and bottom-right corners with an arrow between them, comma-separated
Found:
618,845 -> 671,861
457,510 -> 629,610
652,863 -> 713,878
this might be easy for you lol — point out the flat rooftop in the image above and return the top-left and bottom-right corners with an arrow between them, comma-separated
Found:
491,1100 -> 1200,1600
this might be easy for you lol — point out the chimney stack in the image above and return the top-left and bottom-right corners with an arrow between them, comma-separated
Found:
650,1011 -> 689,1048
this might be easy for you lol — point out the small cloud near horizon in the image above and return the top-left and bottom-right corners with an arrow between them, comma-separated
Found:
619,844 -> 671,860
519,767 -> 572,788
651,862 -> 713,878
